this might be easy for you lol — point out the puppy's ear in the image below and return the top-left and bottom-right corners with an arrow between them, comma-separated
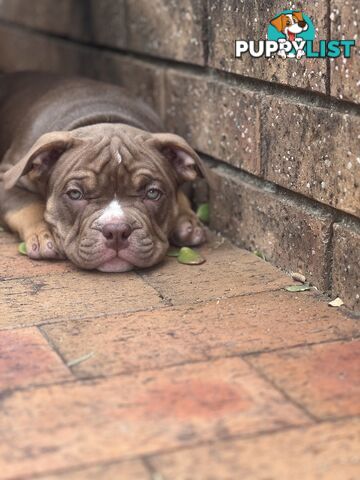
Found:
150,133 -> 211,185
3,131 -> 77,190
293,11 -> 304,22
270,14 -> 286,32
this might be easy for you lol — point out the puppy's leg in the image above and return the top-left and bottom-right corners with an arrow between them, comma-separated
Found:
0,186 -> 62,259
170,190 -> 206,247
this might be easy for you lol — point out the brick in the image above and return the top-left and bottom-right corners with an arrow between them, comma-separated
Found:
332,221 -> 360,311
0,358 -> 307,479
0,327 -> 71,390
150,419 -> 360,480
41,460 -> 150,480
139,242 -> 290,306
208,0 -> 327,93
42,290 -> 358,379
210,166 -> 333,290
262,96 -> 360,217
0,26 -> 164,114
249,340 -> 360,419
330,1 -> 360,103
0,272 -> 163,329
127,0 -> 205,65
165,70 -> 261,174
0,0 -> 127,48
98,52 -> 165,117
0,243 -> 76,279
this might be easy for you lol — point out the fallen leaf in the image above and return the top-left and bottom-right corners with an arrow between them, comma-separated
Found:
177,247 -> 206,265
196,203 -> 210,223
18,242 -> 27,255
285,283 -> 311,292
166,247 -> 180,257
291,272 -> 306,283
328,297 -> 344,307
254,250 -> 266,261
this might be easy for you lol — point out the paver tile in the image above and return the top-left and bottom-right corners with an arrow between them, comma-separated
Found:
42,290 -> 359,379
140,243 -> 290,305
0,327 -> 71,391
149,418 -> 360,480
0,243 -> 76,279
0,272 -> 163,329
0,358 -> 308,479
249,340 -> 360,419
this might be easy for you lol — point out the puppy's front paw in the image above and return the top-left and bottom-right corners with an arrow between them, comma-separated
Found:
25,226 -> 63,260
171,213 -> 207,247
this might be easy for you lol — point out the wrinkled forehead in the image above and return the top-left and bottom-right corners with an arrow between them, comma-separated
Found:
53,133 -> 176,191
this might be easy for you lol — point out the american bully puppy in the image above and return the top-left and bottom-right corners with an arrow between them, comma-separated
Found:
0,72 -> 208,272
270,11 -> 308,58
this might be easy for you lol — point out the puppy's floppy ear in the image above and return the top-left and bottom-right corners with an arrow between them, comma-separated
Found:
150,133 -> 212,185
293,11 -> 304,22
3,131 -> 77,190
270,14 -> 286,32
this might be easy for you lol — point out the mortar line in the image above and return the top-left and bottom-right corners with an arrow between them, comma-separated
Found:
1,333 -> 358,401
10,423 -> 312,480
37,324 -> 74,375
241,356 -> 319,422
0,286 -> 294,332
202,155 -> 360,227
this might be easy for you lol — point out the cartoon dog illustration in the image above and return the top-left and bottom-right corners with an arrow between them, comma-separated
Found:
270,11 -> 308,58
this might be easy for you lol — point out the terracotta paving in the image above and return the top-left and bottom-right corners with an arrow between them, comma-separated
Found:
0,231 -> 359,479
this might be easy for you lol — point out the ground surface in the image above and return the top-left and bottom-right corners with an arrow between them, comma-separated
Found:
0,229 -> 359,480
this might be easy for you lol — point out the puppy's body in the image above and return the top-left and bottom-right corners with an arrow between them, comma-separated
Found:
0,72 -> 161,169
0,72 -> 205,271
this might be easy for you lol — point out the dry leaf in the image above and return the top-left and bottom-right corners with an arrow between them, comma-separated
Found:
328,297 -> 344,307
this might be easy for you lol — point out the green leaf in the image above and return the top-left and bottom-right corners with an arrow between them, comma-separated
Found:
0,225 -> 4,232
285,283 -> 311,292
18,242 -> 27,255
167,247 -> 180,257
196,203 -> 210,224
177,247 -> 205,265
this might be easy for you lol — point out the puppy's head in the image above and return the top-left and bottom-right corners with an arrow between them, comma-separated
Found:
3,124 -> 208,272
270,11 -> 307,37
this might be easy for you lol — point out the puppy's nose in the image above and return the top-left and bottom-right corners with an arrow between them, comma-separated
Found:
102,223 -> 132,249
298,20 -> 306,27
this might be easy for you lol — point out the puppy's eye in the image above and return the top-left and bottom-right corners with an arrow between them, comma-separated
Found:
67,189 -> 83,200
145,188 -> 162,201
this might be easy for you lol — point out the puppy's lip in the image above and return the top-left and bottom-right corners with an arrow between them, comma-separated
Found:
97,256 -> 133,273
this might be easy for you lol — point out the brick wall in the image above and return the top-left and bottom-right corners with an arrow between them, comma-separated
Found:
0,0 -> 359,310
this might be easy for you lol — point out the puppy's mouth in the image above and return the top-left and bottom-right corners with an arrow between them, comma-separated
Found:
97,256 -> 133,273
288,31 -> 296,41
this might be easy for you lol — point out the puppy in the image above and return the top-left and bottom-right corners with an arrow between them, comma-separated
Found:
0,72 -> 208,272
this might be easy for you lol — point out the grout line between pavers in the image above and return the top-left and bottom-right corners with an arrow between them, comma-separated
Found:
10,423 -> 312,480
37,325 -> 74,376
0,286 -> 293,332
241,356 -> 319,423
241,335 -> 360,358
2,334 -> 359,400
7,415 -> 360,480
